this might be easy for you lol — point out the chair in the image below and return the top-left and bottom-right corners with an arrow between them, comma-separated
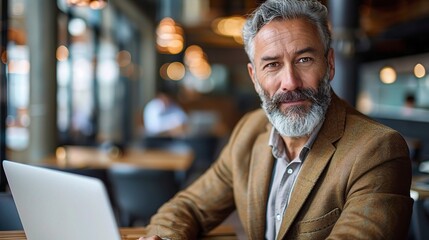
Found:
108,165 -> 180,227
410,198 -> 429,240
0,192 -> 23,230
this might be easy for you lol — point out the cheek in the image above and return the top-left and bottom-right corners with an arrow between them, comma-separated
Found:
303,78 -> 321,90
257,74 -> 281,95
299,70 -> 324,89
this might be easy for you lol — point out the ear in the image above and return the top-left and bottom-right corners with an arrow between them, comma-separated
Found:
247,62 -> 257,86
327,48 -> 335,81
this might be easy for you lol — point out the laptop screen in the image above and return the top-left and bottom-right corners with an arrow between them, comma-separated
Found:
3,160 -> 121,240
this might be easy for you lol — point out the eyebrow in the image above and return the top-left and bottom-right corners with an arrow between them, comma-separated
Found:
295,47 -> 318,55
260,47 -> 319,62
260,55 -> 280,63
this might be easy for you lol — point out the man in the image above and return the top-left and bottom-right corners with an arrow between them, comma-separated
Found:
143,92 -> 188,137
140,0 -> 413,239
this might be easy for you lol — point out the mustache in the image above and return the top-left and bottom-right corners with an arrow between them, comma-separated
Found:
262,88 -> 321,113
258,73 -> 332,115
272,88 -> 317,105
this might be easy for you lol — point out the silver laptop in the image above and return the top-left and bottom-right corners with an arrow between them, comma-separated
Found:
3,160 -> 121,240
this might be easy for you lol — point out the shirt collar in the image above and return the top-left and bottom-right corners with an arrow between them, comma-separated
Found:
268,121 -> 324,161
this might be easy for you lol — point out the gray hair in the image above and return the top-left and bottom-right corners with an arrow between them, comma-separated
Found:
242,0 -> 331,63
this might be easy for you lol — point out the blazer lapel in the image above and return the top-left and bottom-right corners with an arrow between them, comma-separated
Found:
276,138 -> 336,238
247,124 -> 275,240
276,93 -> 346,239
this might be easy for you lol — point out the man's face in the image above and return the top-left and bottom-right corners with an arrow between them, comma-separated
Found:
247,19 -> 335,137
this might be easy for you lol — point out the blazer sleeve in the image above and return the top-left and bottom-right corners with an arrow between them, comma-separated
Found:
143,111 -> 256,239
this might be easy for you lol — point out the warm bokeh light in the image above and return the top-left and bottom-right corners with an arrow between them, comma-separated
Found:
159,62 -> 186,81
233,35 -> 244,44
191,61 -> 211,80
1,50 -> 7,64
67,0 -> 88,6
414,63 -> 426,78
56,146 -> 67,161
89,0 -> 107,9
159,63 -> 170,80
156,17 -> 185,54
167,39 -> 184,55
379,66 -> 397,84
356,91 -> 373,114
67,0 -> 107,9
56,45 -> 69,62
56,146 -> 67,167
167,62 -> 186,81
184,45 -> 204,65
184,45 -> 211,80
212,16 -> 245,44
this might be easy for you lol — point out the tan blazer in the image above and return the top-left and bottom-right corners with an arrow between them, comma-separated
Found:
146,93 -> 413,240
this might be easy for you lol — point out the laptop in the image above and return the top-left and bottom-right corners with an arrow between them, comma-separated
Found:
3,160 -> 121,240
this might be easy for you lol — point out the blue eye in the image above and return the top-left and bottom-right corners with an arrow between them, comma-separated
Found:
264,62 -> 280,69
298,57 -> 312,63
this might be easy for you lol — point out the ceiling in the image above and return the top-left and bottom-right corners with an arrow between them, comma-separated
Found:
130,0 -> 429,61
359,0 -> 429,60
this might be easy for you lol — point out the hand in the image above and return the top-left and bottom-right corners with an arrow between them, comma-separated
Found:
138,236 -> 163,240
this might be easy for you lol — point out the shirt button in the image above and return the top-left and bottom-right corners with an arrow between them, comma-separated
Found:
276,213 -> 281,221
287,168 -> 293,174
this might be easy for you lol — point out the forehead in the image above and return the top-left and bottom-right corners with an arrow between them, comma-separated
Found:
253,18 -> 323,56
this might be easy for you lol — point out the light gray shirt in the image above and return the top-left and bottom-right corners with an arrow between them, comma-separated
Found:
265,123 -> 323,240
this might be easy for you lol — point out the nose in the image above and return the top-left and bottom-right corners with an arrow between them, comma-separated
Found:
279,66 -> 302,91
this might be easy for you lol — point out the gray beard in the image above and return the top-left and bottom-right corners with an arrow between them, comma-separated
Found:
256,71 -> 332,137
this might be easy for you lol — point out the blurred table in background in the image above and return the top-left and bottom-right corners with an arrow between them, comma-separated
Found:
41,145 -> 194,171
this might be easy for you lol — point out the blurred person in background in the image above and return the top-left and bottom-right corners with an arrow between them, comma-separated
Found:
402,93 -> 416,116
143,91 -> 188,138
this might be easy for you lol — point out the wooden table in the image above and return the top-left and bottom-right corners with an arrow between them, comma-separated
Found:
41,145 -> 194,171
0,225 -> 237,240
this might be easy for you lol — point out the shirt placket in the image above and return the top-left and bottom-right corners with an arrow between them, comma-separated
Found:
274,161 -> 300,236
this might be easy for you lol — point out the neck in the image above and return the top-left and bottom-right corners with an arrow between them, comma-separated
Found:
282,135 -> 309,160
